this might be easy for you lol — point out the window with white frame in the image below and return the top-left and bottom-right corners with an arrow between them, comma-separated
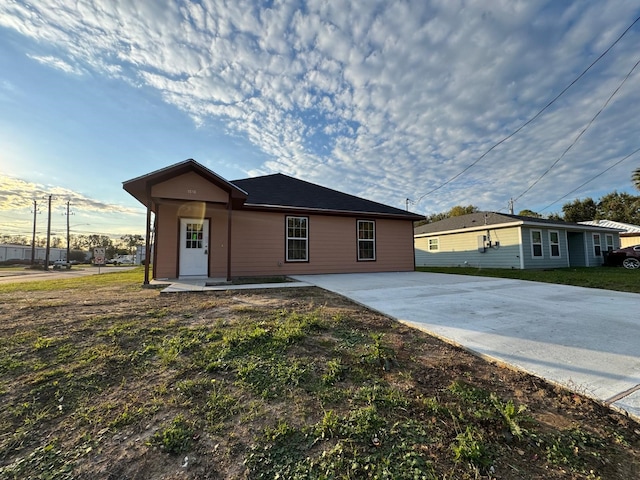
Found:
286,216 -> 308,261
605,234 -> 614,252
357,220 -> 376,261
531,230 -> 543,258
549,230 -> 560,257
593,233 -> 601,257
428,237 -> 439,251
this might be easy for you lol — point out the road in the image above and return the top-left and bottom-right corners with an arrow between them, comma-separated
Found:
0,266 -> 137,284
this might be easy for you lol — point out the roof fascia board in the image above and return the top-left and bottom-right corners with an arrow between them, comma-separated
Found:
242,203 -> 423,220
415,221 -> 523,237
415,220 -> 624,238
124,159 -> 248,198
580,226 -> 625,232
515,218 -> 621,231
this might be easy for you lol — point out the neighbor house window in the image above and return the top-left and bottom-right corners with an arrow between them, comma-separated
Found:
428,238 -> 439,251
605,234 -> 614,252
549,231 -> 560,257
357,220 -> 376,261
593,233 -> 601,257
531,230 -> 543,258
286,216 -> 308,261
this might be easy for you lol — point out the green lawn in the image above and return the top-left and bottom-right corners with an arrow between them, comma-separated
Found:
1,269 -> 639,479
416,266 -> 640,294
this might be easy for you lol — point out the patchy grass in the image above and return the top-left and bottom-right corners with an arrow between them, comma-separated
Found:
0,270 -> 638,479
417,266 -> 640,294
0,267 -> 145,294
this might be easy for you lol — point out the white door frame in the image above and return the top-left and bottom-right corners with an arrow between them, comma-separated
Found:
179,218 -> 209,277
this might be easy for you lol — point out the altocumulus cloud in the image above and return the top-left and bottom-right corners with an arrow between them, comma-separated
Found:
0,175 -> 141,215
1,0 -> 639,213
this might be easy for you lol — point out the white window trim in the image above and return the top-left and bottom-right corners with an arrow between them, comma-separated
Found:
549,230 -> 561,258
286,216 -> 308,262
531,229 -> 543,258
593,233 -> 602,257
428,237 -> 440,252
357,220 -> 376,261
605,234 -> 614,252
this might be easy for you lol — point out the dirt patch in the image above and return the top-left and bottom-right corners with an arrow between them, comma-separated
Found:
0,283 -> 639,479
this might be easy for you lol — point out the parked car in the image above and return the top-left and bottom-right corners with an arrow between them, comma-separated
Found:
605,245 -> 640,269
108,255 -> 135,265
52,260 -> 71,270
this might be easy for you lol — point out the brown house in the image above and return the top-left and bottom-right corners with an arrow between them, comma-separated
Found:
123,159 -> 423,283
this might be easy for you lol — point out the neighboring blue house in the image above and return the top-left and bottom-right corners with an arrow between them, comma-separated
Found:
414,212 -> 622,269
579,220 -> 640,248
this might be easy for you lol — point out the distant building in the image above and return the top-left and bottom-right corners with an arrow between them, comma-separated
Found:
415,212 -> 621,269
0,244 -> 67,263
579,220 -> 640,248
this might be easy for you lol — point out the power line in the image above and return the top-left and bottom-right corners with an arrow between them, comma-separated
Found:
513,56 -> 640,203
539,146 -> 640,212
414,13 -> 640,204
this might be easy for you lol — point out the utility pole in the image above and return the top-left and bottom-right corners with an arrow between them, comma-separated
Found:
44,195 -> 52,270
64,200 -> 74,263
405,198 -> 414,211
30,199 -> 40,266
508,198 -> 514,215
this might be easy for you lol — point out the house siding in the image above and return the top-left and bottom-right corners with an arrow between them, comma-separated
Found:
585,232 -> 606,267
151,171 -> 229,204
230,212 -> 415,276
414,212 -> 622,270
415,227 -> 522,269
153,202 -> 231,279
520,227 -> 570,269
621,235 -> 640,247
154,203 -> 415,279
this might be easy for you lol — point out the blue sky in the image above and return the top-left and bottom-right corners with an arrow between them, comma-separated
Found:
1,1 -> 639,240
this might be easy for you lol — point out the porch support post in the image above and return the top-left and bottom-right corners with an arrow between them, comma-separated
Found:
226,199 -> 232,281
143,185 -> 152,285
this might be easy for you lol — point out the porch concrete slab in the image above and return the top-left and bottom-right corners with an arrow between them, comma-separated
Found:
154,278 -> 311,293
291,271 -> 640,421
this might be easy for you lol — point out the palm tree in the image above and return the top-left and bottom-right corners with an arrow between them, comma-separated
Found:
633,167 -> 640,190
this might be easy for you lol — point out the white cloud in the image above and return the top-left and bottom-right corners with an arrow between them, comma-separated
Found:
0,174 -> 141,216
1,0 -> 639,216
26,54 -> 84,75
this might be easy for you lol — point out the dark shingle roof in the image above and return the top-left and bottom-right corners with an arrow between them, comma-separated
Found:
232,173 -> 423,220
124,160 -> 422,220
414,211 -> 621,235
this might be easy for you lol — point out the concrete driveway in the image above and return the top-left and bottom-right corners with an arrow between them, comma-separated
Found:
291,271 -> 640,421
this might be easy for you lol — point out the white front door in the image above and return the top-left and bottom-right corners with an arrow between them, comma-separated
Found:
179,218 -> 209,277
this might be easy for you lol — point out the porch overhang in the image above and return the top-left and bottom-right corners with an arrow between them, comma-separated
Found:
123,159 -> 247,284
122,158 -> 248,210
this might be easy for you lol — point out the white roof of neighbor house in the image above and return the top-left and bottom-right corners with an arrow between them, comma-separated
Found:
414,211 -> 623,237
579,220 -> 640,233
